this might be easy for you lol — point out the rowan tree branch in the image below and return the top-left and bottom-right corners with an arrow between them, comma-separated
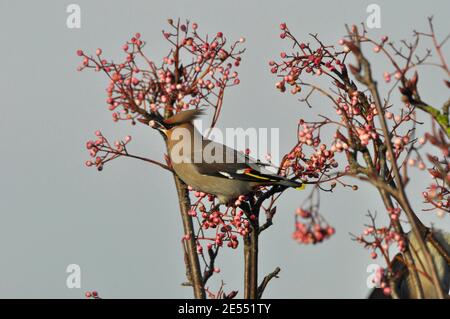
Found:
257,267 -> 281,298
348,26 -> 445,298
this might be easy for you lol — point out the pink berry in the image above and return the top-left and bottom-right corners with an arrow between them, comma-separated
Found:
76,49 -> 84,56
95,48 -> 102,56
327,227 -> 335,235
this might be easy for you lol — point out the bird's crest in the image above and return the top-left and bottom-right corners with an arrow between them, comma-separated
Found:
164,109 -> 204,126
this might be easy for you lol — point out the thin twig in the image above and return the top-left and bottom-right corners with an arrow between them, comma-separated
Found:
257,267 -> 281,298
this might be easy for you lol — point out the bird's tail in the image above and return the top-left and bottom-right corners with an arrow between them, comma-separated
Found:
277,178 -> 305,190
237,165 -> 305,190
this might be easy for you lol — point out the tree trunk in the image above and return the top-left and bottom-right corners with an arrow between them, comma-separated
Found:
244,223 -> 259,298
172,168 -> 205,298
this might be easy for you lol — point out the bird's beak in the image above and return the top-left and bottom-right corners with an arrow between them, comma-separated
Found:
159,127 -> 168,136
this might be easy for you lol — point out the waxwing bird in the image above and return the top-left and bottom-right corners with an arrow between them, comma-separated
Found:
146,109 -> 303,204
369,229 -> 450,299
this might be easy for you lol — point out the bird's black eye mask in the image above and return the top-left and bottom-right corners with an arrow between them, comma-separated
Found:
149,119 -> 171,130
137,114 -> 170,130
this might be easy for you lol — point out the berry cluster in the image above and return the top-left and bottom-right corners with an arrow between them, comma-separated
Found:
352,211 -> 409,297
355,213 -> 406,261
292,208 -> 335,245
270,23 -> 345,95
189,191 -> 251,251
77,19 -> 245,124
282,122 -> 338,181
85,131 -> 132,171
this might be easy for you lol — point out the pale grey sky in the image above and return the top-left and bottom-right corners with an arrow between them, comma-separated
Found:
0,0 -> 449,298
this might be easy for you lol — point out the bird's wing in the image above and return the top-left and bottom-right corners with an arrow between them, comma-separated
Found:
191,139 -> 297,185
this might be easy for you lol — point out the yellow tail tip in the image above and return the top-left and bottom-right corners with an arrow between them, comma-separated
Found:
295,184 -> 305,190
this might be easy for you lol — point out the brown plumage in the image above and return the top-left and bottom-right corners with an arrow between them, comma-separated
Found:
151,109 -> 303,204
164,109 -> 205,126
